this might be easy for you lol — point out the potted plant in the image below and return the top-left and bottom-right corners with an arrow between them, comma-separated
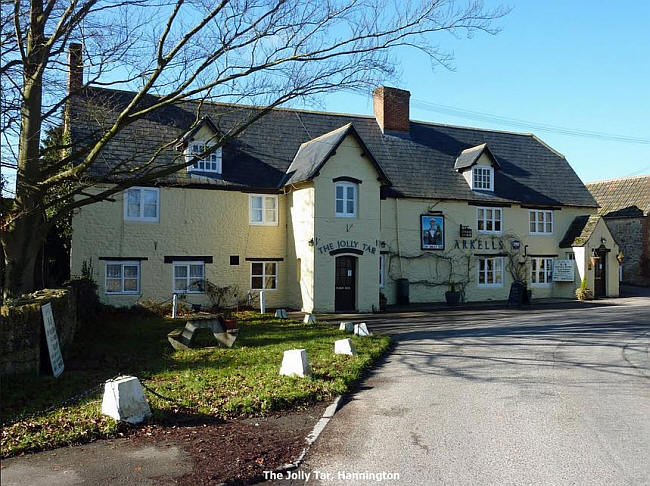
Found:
445,282 -> 461,306
590,255 -> 599,267
222,309 -> 238,330
616,251 -> 624,264
575,277 -> 593,301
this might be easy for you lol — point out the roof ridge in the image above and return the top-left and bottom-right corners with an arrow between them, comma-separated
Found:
85,85 -> 546,140
585,174 -> 650,185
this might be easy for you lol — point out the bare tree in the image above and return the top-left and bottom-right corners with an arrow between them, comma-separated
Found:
1,0 -> 507,298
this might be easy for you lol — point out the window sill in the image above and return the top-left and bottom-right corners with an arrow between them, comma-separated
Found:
249,221 -> 279,226
477,284 -> 504,288
529,232 -> 554,236
477,230 -> 503,235
105,291 -> 141,295
530,283 -> 552,287
335,214 -> 357,218
124,217 -> 159,223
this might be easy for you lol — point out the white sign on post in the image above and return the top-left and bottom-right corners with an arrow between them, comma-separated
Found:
41,303 -> 64,377
553,260 -> 575,282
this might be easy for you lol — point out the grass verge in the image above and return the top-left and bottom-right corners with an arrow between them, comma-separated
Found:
1,310 -> 390,457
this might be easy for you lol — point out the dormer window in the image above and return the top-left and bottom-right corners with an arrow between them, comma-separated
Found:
472,167 -> 493,191
186,142 -> 222,173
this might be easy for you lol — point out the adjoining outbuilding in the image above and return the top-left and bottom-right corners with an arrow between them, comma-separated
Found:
586,175 -> 650,287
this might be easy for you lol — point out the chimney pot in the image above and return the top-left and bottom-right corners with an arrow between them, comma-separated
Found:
68,43 -> 83,92
372,86 -> 410,134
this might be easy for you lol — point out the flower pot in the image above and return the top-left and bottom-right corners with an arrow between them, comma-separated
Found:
616,255 -> 624,264
223,317 -> 238,330
590,256 -> 599,267
445,291 -> 461,306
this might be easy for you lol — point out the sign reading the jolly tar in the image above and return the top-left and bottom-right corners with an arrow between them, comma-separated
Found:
553,260 -> 575,282
41,303 -> 65,377
317,240 -> 377,255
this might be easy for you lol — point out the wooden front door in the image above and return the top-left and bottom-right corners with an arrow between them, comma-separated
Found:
335,256 -> 356,311
594,249 -> 607,298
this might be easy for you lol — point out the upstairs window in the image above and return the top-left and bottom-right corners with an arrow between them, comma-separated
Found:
186,142 -> 222,173
249,195 -> 278,225
335,182 -> 357,217
477,207 -> 502,234
124,187 -> 159,222
529,210 -> 554,234
472,167 -> 493,191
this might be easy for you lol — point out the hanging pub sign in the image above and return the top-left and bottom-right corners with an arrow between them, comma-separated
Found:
41,303 -> 65,377
421,215 -> 445,250
553,260 -> 575,282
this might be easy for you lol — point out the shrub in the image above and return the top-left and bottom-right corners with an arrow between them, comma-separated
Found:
575,277 -> 593,300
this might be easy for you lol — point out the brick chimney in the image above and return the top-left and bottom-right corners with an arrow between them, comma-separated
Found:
67,43 -> 83,92
372,86 -> 411,134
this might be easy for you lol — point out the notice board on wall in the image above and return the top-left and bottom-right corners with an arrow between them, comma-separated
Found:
553,260 -> 575,282
41,303 -> 64,377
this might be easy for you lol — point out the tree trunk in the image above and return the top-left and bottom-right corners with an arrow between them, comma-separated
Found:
2,0 -> 49,299
1,213 -> 46,299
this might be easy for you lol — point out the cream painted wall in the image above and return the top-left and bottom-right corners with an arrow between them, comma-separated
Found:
286,186 -> 315,312
310,134 -> 382,312
71,186 -> 289,308
379,198 -> 618,303
576,218 -> 620,297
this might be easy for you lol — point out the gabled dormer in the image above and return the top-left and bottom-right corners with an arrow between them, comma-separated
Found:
454,143 -> 501,192
178,116 -> 222,175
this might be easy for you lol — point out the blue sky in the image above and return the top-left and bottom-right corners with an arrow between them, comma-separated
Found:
314,1 -> 650,183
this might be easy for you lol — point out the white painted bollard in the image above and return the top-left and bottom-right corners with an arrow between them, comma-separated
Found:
354,323 -> 372,336
334,338 -> 357,356
172,294 -> 178,319
260,290 -> 266,314
304,314 -> 316,324
101,376 -> 152,424
275,309 -> 288,319
339,321 -> 354,333
279,349 -> 312,377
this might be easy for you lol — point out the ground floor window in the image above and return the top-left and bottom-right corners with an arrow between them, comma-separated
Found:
105,261 -> 140,294
531,257 -> 553,285
251,262 -> 277,289
478,257 -> 504,287
173,262 -> 205,293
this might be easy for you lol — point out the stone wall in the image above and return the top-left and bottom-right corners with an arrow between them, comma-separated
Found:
605,216 -> 650,286
0,289 -> 78,375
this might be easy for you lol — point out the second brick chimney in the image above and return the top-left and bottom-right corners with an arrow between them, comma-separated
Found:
372,86 -> 411,134
67,43 -> 83,93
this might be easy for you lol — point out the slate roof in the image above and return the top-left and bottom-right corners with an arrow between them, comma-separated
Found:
68,87 -> 598,207
282,123 -> 389,186
559,215 -> 601,248
586,175 -> 650,218
453,143 -> 501,171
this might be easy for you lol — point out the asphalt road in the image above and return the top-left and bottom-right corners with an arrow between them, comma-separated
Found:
289,297 -> 650,485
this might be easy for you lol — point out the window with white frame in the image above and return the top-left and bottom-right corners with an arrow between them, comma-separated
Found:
173,261 -> 205,293
186,141 -> 222,173
105,261 -> 140,294
472,167 -> 493,191
531,257 -> 553,285
335,182 -> 357,217
477,207 -> 502,233
124,187 -> 159,222
565,252 -> 575,260
478,256 -> 504,287
529,210 -> 554,234
251,262 -> 277,290
249,195 -> 278,225
379,254 -> 386,288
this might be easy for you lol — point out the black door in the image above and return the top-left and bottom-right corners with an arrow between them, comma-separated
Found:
594,249 -> 607,298
335,256 -> 356,311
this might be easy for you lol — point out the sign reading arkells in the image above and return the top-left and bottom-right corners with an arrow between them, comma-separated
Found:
41,303 -> 65,377
553,260 -> 575,282
421,215 -> 445,250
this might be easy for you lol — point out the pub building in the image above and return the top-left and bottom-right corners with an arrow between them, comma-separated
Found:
68,58 -> 619,312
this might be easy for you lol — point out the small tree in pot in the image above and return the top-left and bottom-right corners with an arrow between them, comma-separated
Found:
445,282 -> 461,306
